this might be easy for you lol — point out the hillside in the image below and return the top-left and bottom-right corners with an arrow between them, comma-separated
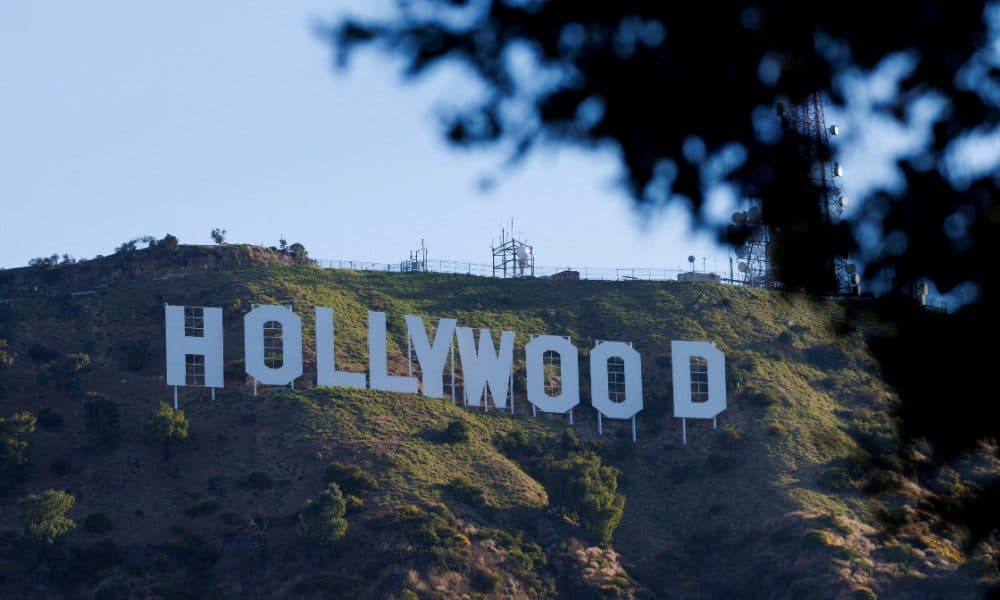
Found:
0,245 -> 995,599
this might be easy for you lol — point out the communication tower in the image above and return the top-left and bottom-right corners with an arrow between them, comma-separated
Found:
734,94 -> 858,293
492,221 -> 534,278
400,239 -> 429,272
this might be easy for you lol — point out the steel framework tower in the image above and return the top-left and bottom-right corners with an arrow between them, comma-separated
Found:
735,94 -> 856,293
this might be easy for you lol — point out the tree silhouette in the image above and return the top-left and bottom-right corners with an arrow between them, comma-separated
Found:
326,1 -> 999,539
145,401 -> 190,461
17,489 -> 75,545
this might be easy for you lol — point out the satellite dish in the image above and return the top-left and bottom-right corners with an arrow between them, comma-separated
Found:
829,124 -> 839,136
747,206 -> 762,222
833,162 -> 843,177
517,245 -> 531,260
845,263 -> 856,274
838,196 -> 849,207
735,245 -> 748,258
737,262 -> 748,273
688,255 -> 696,264
748,225 -> 764,243
732,211 -> 747,224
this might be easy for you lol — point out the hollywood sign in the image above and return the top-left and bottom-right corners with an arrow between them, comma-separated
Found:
164,305 -> 726,443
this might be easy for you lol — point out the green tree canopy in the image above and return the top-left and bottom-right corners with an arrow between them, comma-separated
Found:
299,483 -> 348,546
145,401 -> 190,460
0,411 -> 36,491
0,339 -> 14,368
546,452 -> 626,543
17,489 -> 75,544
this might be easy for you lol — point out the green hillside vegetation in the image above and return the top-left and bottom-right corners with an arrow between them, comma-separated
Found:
0,244 -> 995,598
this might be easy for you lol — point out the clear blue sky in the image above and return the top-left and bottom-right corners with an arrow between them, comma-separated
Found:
0,2 -> 966,274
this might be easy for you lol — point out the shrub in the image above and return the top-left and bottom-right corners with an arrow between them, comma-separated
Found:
391,503 -> 469,570
441,420 -> 470,444
545,452 -> 625,543
144,401 -> 189,460
299,483 -> 348,546
818,466 -> 857,490
0,339 -> 14,368
159,234 -> 179,250
35,408 -> 64,429
323,461 -> 379,496
447,475 -> 486,505
718,424 -> 744,447
83,393 -> 121,448
767,421 -> 788,437
0,411 -> 36,489
54,352 -> 90,390
17,489 -> 75,544
345,495 -> 365,514
471,567 -> 502,593
84,512 -> 115,534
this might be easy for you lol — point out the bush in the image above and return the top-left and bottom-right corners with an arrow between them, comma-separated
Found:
545,452 -> 626,543
391,503 -> 469,570
0,411 -> 36,489
83,393 -> 121,448
324,461 -> 379,496
345,495 -> 365,514
53,353 -> 90,390
299,483 -> 348,546
766,421 -> 788,437
471,566 -> 502,593
441,420 -> 471,444
447,475 -> 486,505
144,401 -> 189,460
717,424 -> 744,447
0,339 -> 14,368
84,512 -> 115,534
17,489 -> 75,544
159,234 -> 179,250
818,466 -> 858,490
35,408 -> 64,429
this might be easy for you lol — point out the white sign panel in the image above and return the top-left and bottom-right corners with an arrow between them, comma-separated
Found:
315,307 -> 366,389
456,327 -> 514,409
164,303 -> 732,446
165,305 -> 223,388
406,315 -> 457,398
244,305 -> 303,386
671,340 -> 726,419
525,335 -> 580,414
590,341 -> 643,419
368,311 -> 419,394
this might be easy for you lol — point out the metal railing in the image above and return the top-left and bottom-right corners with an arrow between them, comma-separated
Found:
315,258 -> 697,282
